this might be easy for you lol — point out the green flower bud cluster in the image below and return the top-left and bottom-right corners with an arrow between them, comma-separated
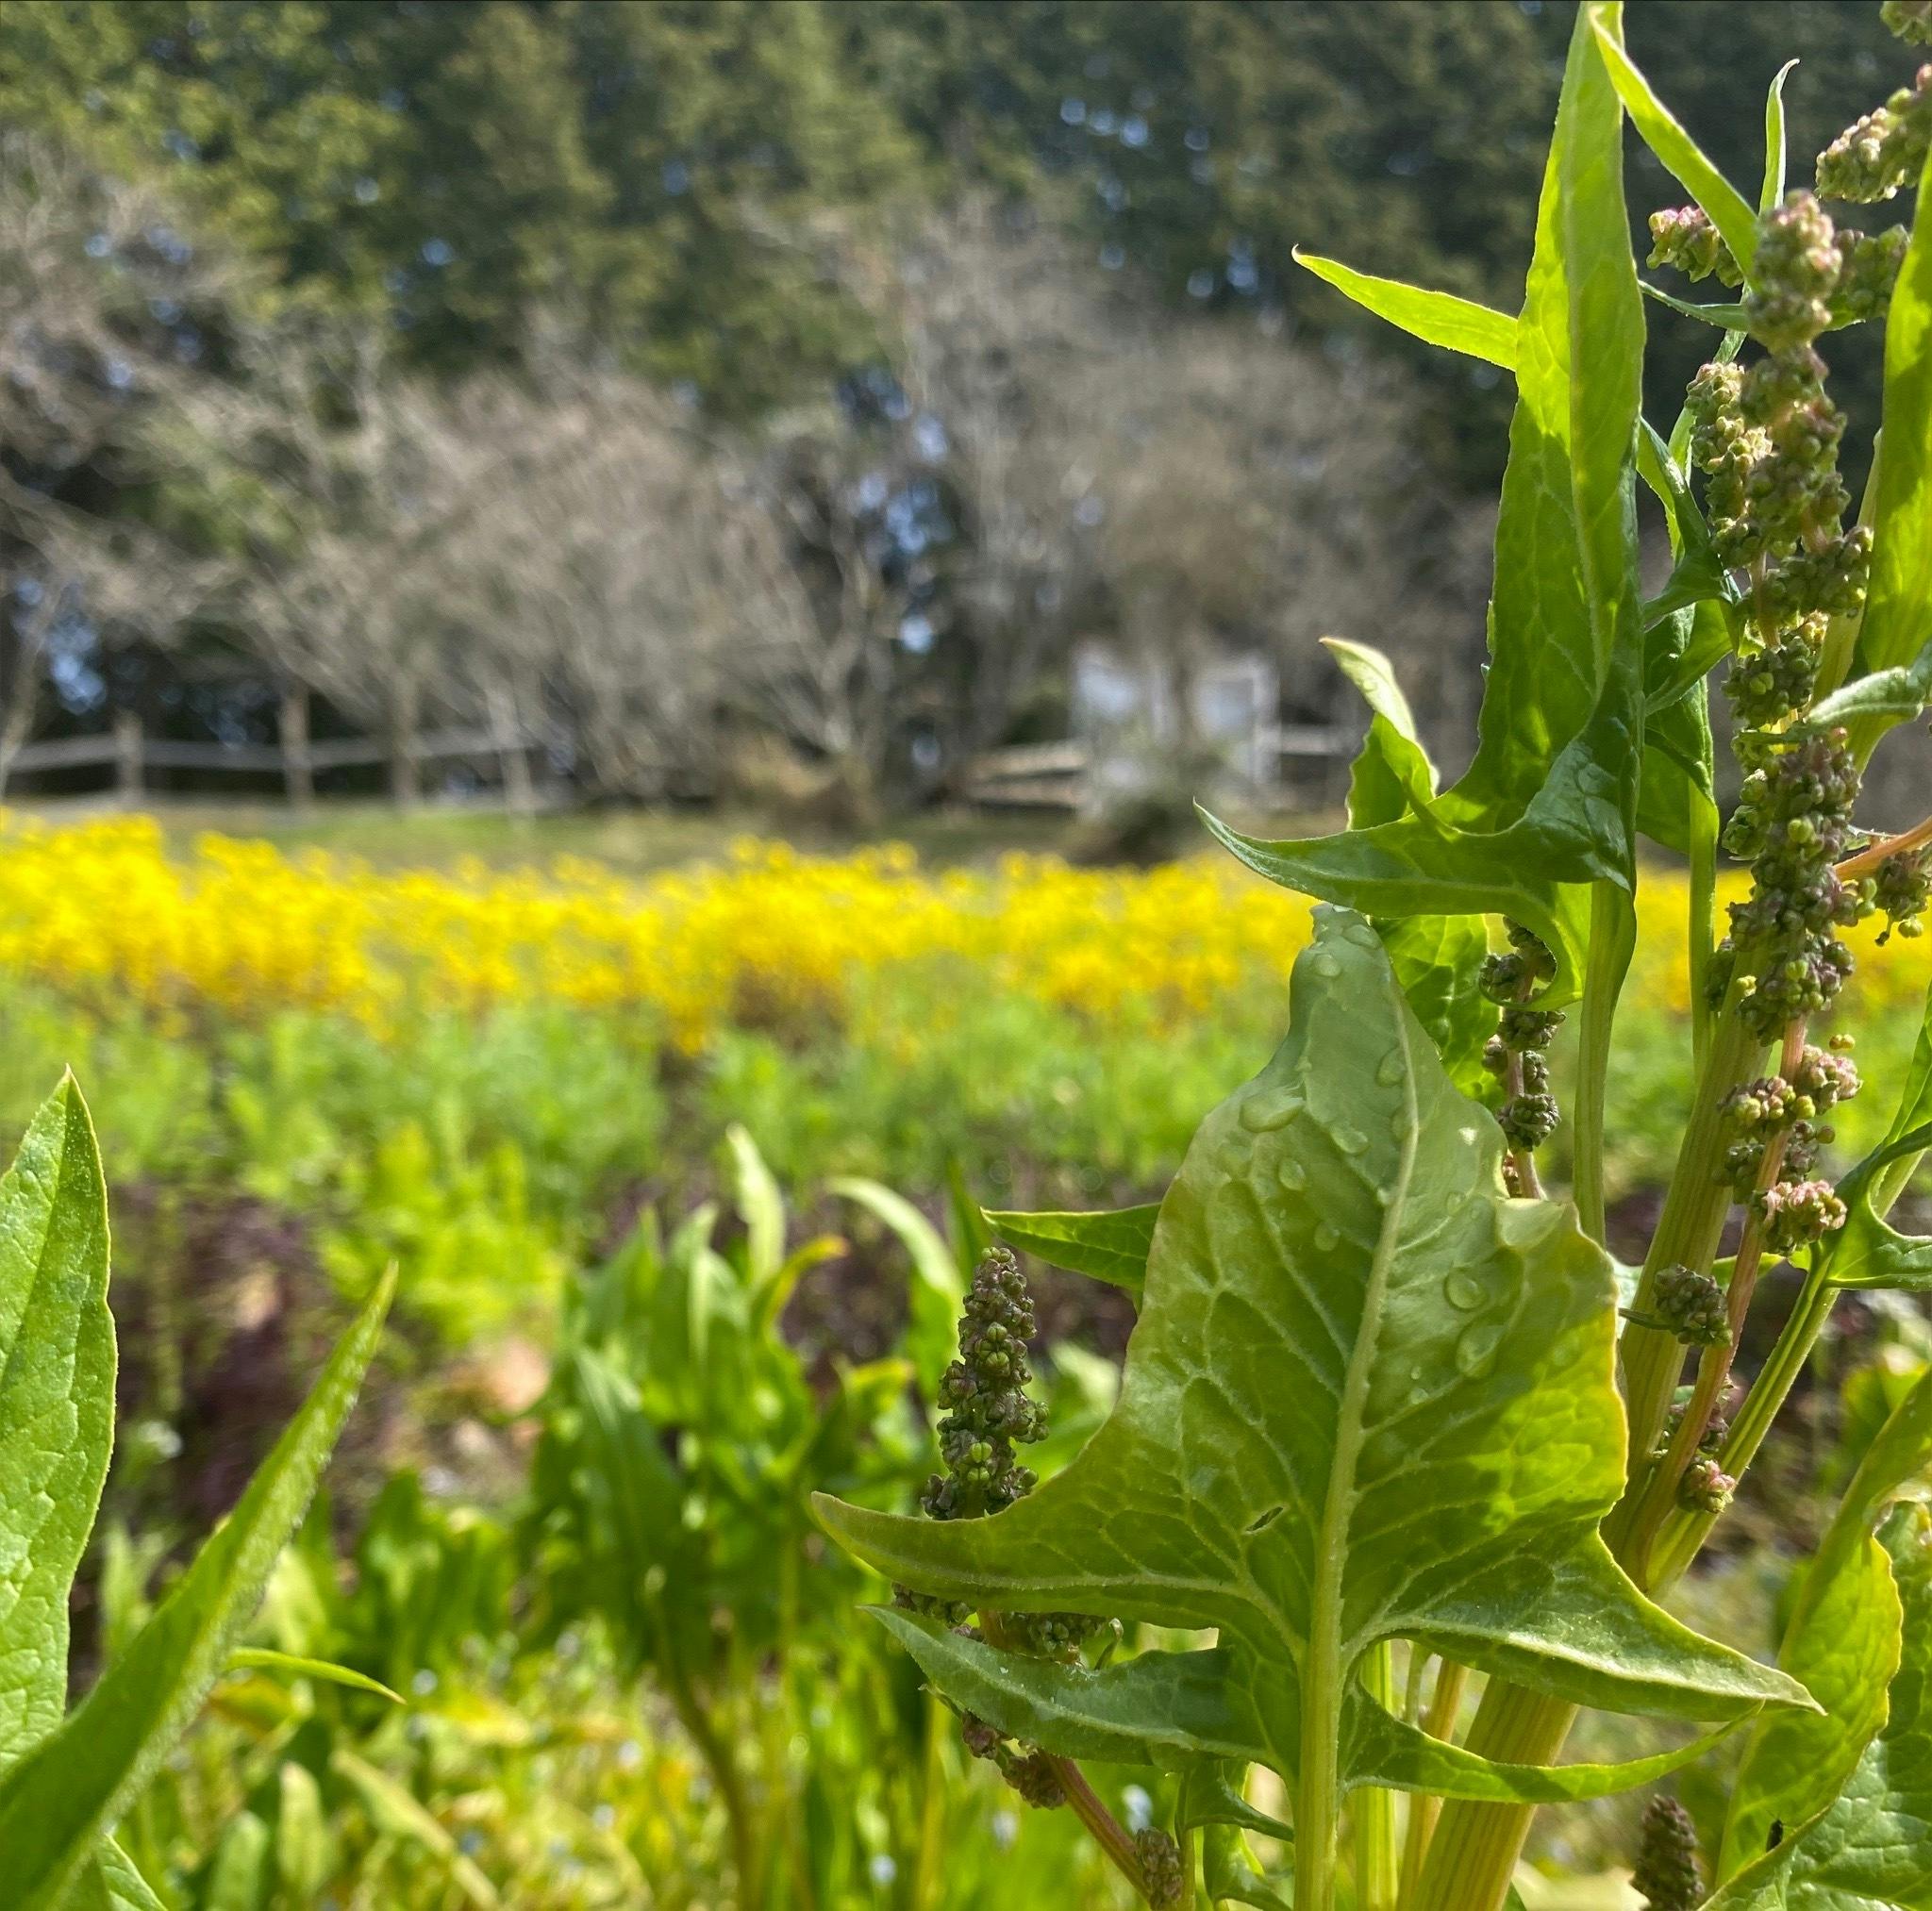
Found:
1135,1829 -> 1186,1907
1745,192 -> 1844,349
1719,1044 -> 1859,1194
1709,726 -> 1865,1040
1753,1175 -> 1849,1253
1678,1451 -> 1739,1514
1633,1796 -> 1705,1911
1480,926 -> 1562,1171
960,1715 -> 1066,1808
1652,1263 -> 1730,1347
1648,205 -> 1740,285
1817,61 -> 1932,201
1833,225 -> 1909,322
1884,0 -> 1932,45
1652,1381 -> 1738,1463
1727,619 -> 1824,730
1874,846 -> 1931,943
921,1246 -> 1047,1521
911,1249 -> 1128,1811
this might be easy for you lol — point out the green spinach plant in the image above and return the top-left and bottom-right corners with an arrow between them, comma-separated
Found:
0,1074 -> 392,1911
818,6 -> 1932,1908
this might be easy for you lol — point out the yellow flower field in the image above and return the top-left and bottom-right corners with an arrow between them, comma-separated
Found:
0,815 -> 1922,1046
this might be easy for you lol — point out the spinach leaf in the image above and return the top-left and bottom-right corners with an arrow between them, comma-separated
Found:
820,911 -> 1811,1904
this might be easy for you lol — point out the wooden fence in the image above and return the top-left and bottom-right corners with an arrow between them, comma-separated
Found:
962,723 -> 1355,811
0,710 -> 549,813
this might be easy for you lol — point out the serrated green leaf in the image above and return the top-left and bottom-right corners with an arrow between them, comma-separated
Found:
831,1177 -> 964,1398
1205,8 -> 1645,1007
0,1076 -> 111,1770
987,1205 -> 1159,1302
1591,8 -> 1758,276
1706,1502 -> 1932,1911
0,1267 -> 393,1911
1840,173 -> 1932,764
1763,60 -> 1798,211
820,911 -> 1809,1897
1291,250 -> 1516,369
225,1649 -> 403,1704
1722,1368 -> 1932,1875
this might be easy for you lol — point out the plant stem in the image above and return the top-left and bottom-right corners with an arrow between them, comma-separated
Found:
1574,882 -> 1634,1246
1051,1754 -> 1153,1900
1397,1657 -> 1469,1906
1614,1005 -> 1768,1495
1836,811 -> 1932,882
659,1661 -> 760,1909
1625,1022 -> 1806,1581
911,1694 -> 949,1911
1409,1685 -> 1575,1911
1356,1643 -> 1400,1911
1689,798 -> 1718,1075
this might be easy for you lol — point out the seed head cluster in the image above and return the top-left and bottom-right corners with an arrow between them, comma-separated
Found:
904,1247 -> 1122,1811
1633,1796 -> 1706,1911
1817,59 -> 1932,200
1651,1263 -> 1730,1348
1480,924 -> 1563,1180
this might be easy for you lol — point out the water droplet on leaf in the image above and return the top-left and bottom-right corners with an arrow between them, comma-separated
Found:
1455,1321 -> 1503,1377
1241,1088 -> 1304,1132
1444,1270 -> 1487,1310
1333,1125 -> 1368,1155
1310,952 -> 1342,979
1375,1051 -> 1405,1086
1314,1221 -> 1341,1253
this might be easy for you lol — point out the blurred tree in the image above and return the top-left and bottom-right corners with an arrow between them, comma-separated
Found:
0,131 -> 242,788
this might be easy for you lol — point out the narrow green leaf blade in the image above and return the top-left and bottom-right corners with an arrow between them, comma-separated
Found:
1292,250 -> 1516,369
225,1649 -> 403,1704
1763,60 -> 1799,211
1841,173 -> 1932,763
987,1205 -> 1160,1302
0,1076 -> 112,1769
1204,5 -> 1647,1008
0,1267 -> 394,1911
1591,8 -> 1758,274
723,1123 -> 785,1288
831,1178 -> 964,1397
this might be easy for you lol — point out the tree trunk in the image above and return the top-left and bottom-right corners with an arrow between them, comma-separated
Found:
389,678 -> 422,807
487,681 -> 536,817
0,694 -> 35,803
279,686 -> 314,812
113,710 -> 143,808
